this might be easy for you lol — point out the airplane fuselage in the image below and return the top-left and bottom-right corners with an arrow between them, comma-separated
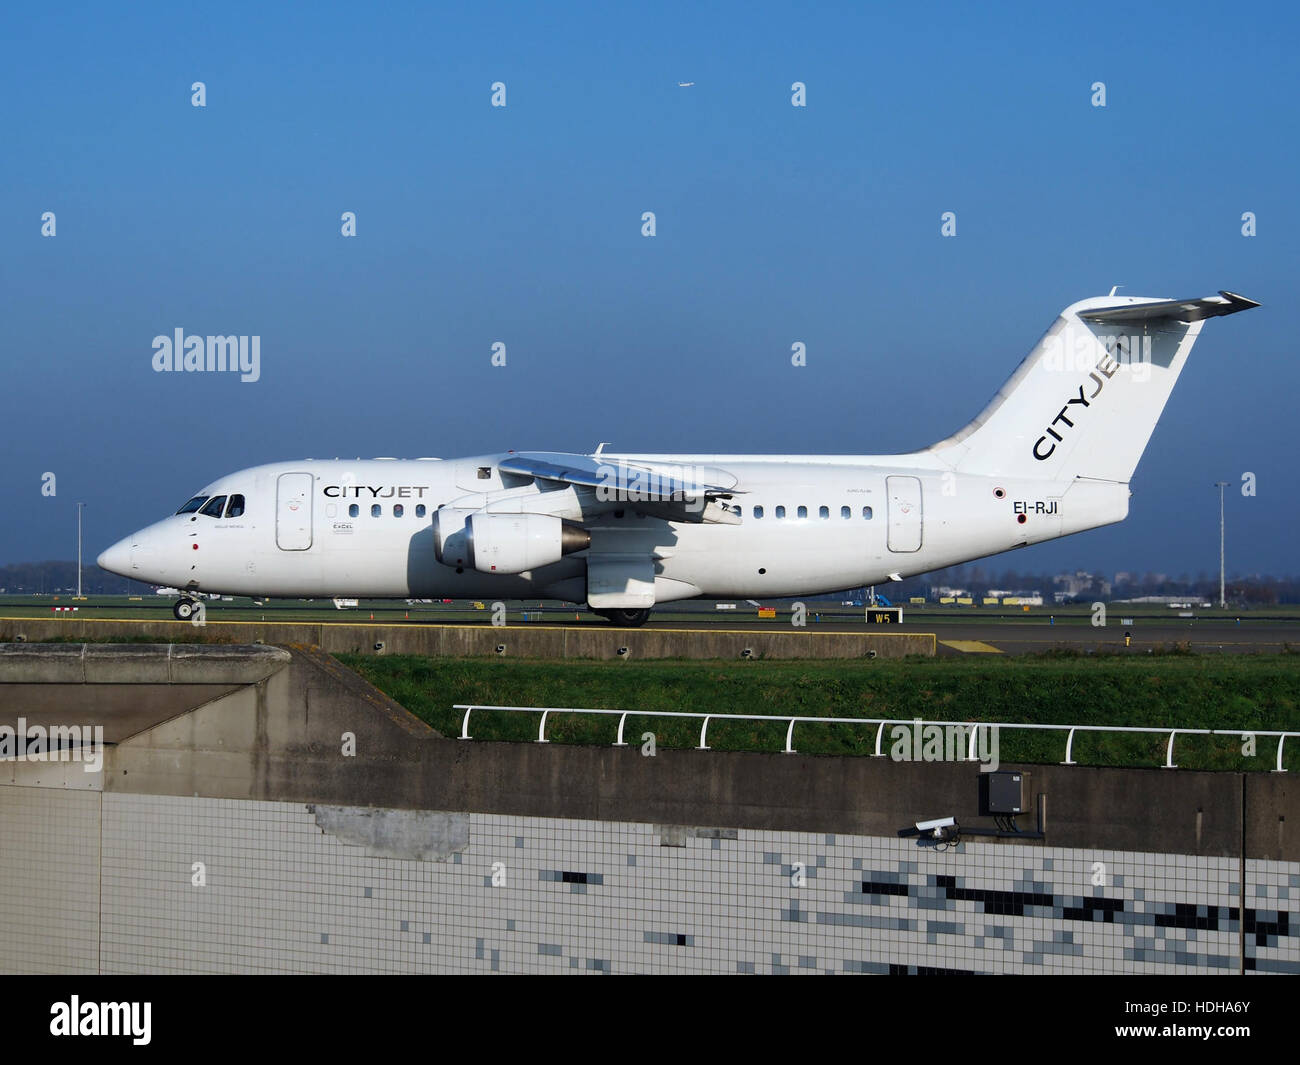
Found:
98,454 -> 1127,603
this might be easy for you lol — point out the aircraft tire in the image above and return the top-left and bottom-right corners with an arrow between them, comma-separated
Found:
596,608 -> 651,627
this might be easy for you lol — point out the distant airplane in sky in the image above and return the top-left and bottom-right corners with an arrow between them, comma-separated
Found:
677,81 -> 695,87
98,291 -> 1258,626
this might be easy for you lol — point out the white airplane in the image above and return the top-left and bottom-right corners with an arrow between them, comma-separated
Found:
98,290 -> 1258,626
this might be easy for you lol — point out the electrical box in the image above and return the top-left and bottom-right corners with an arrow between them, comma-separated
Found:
982,771 -> 1025,815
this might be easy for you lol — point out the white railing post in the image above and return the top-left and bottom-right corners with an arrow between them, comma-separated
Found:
966,724 -> 979,762
538,709 -> 550,744
698,716 -> 711,750
1164,730 -> 1178,769
459,706 -> 474,740
1062,727 -> 1077,765
873,721 -> 886,758
1276,734 -> 1288,774
615,711 -> 629,747
785,719 -> 796,754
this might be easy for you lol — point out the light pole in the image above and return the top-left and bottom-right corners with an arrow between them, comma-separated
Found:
1214,482 -> 1227,609
76,502 -> 86,599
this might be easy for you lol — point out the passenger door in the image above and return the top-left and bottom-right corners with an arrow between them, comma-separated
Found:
886,475 -> 923,553
275,472 -> 314,550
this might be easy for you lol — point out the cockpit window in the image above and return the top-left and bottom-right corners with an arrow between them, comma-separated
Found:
176,496 -> 209,515
225,494 -> 245,518
199,495 -> 228,518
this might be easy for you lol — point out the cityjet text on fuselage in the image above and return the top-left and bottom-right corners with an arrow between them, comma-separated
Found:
323,484 -> 431,499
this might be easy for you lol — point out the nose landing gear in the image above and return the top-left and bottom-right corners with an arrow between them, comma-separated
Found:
172,597 -> 200,621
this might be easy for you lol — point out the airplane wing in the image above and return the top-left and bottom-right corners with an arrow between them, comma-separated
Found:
497,452 -> 743,524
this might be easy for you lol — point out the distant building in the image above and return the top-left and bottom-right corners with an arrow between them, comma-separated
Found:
1054,570 -> 1111,600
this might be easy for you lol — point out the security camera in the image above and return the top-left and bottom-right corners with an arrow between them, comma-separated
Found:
616,646 -> 629,656
741,648 -> 753,658
495,644 -> 506,655
373,641 -> 385,652
902,816 -> 959,843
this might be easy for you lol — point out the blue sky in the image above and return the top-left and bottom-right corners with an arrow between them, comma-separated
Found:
1,1 -> 1296,578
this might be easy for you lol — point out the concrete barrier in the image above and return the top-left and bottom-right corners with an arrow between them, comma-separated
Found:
0,617 -> 935,660
0,640 -> 289,684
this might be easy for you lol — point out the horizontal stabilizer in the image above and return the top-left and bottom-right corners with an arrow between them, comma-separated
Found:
1079,290 -> 1259,324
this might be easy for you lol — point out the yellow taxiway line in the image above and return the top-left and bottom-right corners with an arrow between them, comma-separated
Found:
939,639 -> 1005,654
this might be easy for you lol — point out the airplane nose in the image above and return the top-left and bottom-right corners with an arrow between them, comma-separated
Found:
97,537 -> 133,576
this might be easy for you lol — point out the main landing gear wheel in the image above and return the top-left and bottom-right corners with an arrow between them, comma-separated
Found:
595,608 -> 651,627
173,598 -> 197,621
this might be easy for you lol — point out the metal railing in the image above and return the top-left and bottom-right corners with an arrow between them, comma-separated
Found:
453,703 -> 1297,772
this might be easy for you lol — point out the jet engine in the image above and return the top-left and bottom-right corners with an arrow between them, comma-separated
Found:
433,508 -> 590,574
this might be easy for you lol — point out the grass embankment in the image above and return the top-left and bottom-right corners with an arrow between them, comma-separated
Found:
335,651 -> 1300,772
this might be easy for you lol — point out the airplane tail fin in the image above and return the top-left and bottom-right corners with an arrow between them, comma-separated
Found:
928,291 -> 1259,483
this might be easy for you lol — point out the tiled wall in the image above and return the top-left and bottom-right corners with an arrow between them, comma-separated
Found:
1246,860 -> 1297,974
0,786 -> 100,974
1,786 -> 1296,973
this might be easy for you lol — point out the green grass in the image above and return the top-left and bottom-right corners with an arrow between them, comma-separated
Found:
335,651 -> 1300,772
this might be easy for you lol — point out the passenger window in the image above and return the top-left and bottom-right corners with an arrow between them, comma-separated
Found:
841,506 -> 851,519
862,506 -> 873,519
225,494 -> 245,518
775,506 -> 786,519
199,496 -> 227,518
477,466 -> 492,480
176,496 -> 209,515
797,505 -> 807,519
416,504 -> 426,518
371,504 -> 382,517
349,504 -> 359,518
819,506 -> 829,519
753,505 -> 764,518
393,504 -> 404,518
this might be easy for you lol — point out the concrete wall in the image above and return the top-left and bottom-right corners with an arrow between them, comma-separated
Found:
2,642 -> 1297,974
0,617 -> 934,660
